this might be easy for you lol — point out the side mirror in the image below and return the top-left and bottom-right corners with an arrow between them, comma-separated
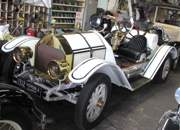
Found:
175,88 -> 180,104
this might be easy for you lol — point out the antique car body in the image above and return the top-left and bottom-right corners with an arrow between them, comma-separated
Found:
0,26 -> 179,130
153,4 -> 180,42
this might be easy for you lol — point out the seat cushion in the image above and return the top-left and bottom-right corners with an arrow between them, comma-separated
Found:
118,47 -> 141,61
127,35 -> 147,52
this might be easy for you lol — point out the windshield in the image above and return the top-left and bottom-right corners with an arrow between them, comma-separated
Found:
156,7 -> 180,27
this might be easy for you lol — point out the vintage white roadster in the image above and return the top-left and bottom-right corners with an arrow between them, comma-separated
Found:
0,23 -> 178,129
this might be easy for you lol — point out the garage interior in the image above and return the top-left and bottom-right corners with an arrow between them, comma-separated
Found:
0,0 -> 180,130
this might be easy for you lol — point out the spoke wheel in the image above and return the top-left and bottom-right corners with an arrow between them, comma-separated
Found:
86,83 -> 108,123
75,73 -> 112,130
125,27 -> 147,41
0,120 -> 22,130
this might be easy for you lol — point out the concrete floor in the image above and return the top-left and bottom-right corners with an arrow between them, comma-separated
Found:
36,67 -> 180,130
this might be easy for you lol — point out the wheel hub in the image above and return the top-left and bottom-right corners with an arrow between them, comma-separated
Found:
96,99 -> 105,108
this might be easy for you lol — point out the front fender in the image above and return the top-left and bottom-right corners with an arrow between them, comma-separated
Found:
68,58 -> 132,90
1,36 -> 39,53
1,36 -> 39,66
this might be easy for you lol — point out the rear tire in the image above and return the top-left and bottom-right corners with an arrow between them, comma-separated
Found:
154,56 -> 171,83
75,73 -> 112,130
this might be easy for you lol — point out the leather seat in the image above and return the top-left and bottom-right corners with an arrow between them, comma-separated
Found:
118,35 -> 147,62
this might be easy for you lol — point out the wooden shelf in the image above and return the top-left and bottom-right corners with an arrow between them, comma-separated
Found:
0,0 -> 48,31
52,0 -> 85,30
53,3 -> 84,8
52,10 -> 77,13
56,23 -> 75,25
52,16 -> 75,19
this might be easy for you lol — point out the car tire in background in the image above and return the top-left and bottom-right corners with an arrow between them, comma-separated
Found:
75,73 -> 112,130
0,120 -> 23,130
1,105 -> 33,130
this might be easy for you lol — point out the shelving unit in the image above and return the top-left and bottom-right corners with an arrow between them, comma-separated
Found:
52,0 -> 85,30
0,0 -> 48,31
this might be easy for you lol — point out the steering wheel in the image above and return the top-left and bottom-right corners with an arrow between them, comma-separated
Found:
124,24 -> 149,41
117,21 -> 132,33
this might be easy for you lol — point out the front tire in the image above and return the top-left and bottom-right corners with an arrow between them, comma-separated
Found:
75,73 -> 112,130
154,56 -> 171,83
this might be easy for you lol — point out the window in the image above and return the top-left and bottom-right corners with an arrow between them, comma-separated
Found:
156,7 -> 180,27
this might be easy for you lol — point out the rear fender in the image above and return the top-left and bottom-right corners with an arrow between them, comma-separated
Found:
143,45 -> 177,79
68,58 -> 132,90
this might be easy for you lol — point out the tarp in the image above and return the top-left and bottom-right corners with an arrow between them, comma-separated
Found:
24,0 -> 52,8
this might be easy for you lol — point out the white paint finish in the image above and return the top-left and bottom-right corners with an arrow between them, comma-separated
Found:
143,45 -> 174,79
63,34 -> 89,50
1,36 -> 39,53
92,49 -> 105,59
72,58 -> 104,80
145,33 -> 159,50
73,52 -> 91,67
92,31 -> 116,64
81,33 -> 104,47
69,58 -> 132,90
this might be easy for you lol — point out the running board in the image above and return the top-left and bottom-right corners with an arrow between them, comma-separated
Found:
130,77 -> 151,91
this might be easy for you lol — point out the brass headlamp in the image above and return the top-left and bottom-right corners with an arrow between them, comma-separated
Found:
47,60 -> 70,80
13,47 -> 33,63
